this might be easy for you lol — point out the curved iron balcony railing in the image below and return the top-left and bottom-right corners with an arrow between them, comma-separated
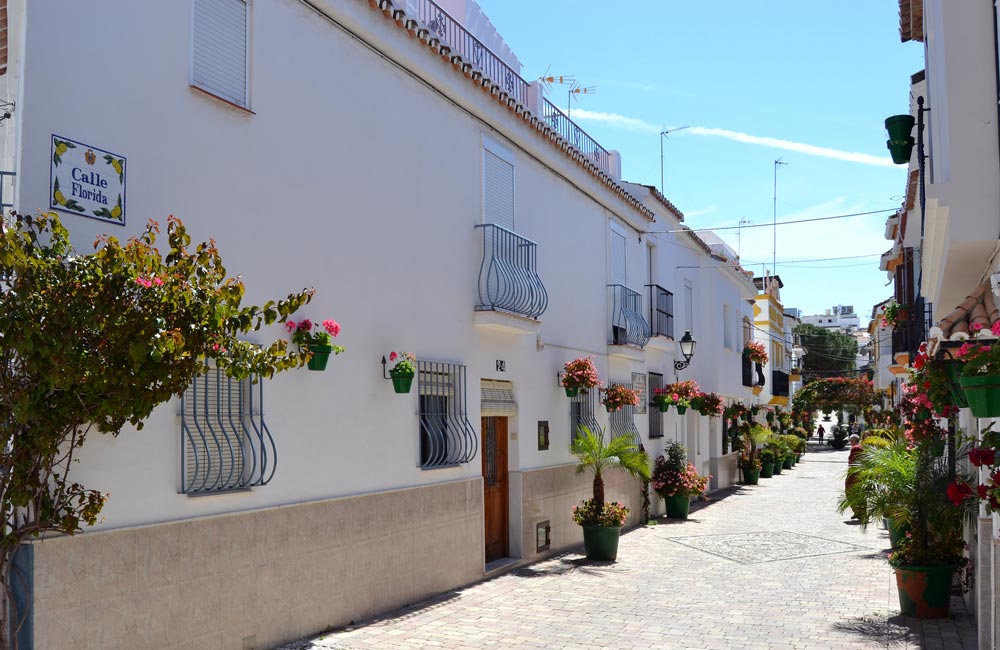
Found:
475,224 -> 548,319
608,284 -> 651,348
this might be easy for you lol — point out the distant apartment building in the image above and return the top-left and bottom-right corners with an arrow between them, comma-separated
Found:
801,305 -> 861,332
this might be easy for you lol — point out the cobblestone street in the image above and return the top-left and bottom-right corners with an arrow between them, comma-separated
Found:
284,444 -> 978,650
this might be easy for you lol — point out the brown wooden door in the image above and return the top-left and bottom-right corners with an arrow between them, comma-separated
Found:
482,416 -> 509,562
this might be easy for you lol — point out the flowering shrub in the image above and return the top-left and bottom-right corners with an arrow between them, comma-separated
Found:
602,384 -> 639,411
287,318 -> 342,348
955,338 -> 1000,376
743,340 -> 768,365
739,452 -> 762,471
561,356 -> 602,391
572,499 -> 629,526
386,351 -> 416,377
695,392 -> 724,416
652,442 -> 710,497
963,427 -> 1000,512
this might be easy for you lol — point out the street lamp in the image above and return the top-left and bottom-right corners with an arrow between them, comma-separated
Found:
674,330 -> 697,371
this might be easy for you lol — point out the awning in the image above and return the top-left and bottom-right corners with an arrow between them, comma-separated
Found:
481,379 -> 517,416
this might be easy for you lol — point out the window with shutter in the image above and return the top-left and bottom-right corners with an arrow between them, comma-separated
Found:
610,230 -> 626,286
483,149 -> 514,231
192,0 -> 250,109
0,0 -> 8,76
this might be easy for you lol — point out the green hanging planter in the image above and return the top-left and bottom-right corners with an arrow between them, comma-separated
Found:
391,373 -> 414,394
943,361 -> 969,409
676,405 -> 688,415
564,386 -> 579,398
959,375 -> 1000,417
885,114 -> 915,141
658,402 -> 670,413
306,343 -> 333,371
887,138 -> 915,165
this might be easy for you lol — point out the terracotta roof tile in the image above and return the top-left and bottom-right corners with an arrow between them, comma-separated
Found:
928,280 -> 1000,351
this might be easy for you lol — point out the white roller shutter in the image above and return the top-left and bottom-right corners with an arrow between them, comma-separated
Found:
484,149 -> 514,231
193,0 -> 249,108
610,230 -> 626,285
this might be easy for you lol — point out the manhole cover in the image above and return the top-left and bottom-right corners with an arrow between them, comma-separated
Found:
666,531 -> 872,564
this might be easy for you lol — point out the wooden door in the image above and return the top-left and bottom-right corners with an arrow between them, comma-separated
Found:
482,416 -> 509,562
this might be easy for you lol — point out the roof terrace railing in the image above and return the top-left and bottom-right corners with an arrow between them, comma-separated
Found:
540,98 -> 611,173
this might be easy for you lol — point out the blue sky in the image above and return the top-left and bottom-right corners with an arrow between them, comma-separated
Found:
476,1 -> 924,323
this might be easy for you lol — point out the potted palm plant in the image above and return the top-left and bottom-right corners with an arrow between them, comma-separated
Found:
570,426 -> 650,561
758,448 -> 775,478
652,441 -> 710,520
839,436 -> 914,548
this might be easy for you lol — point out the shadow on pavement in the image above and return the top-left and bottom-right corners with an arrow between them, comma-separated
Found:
831,614 -> 915,647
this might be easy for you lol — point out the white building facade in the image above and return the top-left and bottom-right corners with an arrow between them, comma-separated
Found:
1,1 -> 761,648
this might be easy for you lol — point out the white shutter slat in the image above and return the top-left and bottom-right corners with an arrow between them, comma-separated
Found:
611,230 -> 626,285
484,150 -> 514,231
193,0 -> 248,107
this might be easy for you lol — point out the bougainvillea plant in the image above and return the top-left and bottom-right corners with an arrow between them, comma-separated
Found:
0,213 -> 314,648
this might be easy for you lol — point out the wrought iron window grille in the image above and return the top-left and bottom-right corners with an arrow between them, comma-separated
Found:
648,372 -> 664,439
608,382 -> 642,451
608,284 -> 651,348
646,284 -> 674,339
475,224 -> 548,319
569,388 -> 600,443
418,360 -> 478,468
180,367 -> 276,495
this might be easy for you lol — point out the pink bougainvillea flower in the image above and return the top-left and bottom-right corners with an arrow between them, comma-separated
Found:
322,319 -> 341,337
153,277 -> 164,286
992,320 -> 1000,336
285,321 -> 296,332
135,277 -> 153,288
297,319 -> 313,332
389,351 -> 398,361
973,322 -> 984,332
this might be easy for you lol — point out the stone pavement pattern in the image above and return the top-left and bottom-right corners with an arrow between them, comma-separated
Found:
282,444 -> 977,649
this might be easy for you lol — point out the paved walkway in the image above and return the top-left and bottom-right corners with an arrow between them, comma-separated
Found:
282,444 -> 978,649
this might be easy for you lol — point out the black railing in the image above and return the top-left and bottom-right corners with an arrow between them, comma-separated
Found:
403,0 -> 527,105
608,284 -> 651,348
541,98 -> 611,173
646,284 -> 674,339
742,356 -> 754,387
475,224 -> 548,319
772,370 -> 789,397
891,296 -> 933,360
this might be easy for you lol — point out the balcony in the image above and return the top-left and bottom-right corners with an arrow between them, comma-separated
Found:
890,296 -> 932,363
608,284 -> 651,349
540,98 -> 612,173
742,356 -> 754,387
474,224 -> 547,333
772,370 -> 790,397
646,284 -> 674,339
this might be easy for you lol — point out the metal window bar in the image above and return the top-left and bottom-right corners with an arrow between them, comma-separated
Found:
608,382 -> 642,450
608,284 -> 651,348
540,98 -> 611,174
418,360 -> 478,468
648,372 -> 664,439
646,284 -> 674,339
474,224 -> 548,319
570,388 -> 600,443
180,368 -> 276,495
401,0 -> 527,105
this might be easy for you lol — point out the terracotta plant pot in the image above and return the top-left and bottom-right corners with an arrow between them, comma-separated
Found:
894,565 -> 955,618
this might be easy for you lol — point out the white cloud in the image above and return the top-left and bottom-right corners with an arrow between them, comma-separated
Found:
686,127 -> 895,168
565,109 -> 895,167
683,206 -> 717,218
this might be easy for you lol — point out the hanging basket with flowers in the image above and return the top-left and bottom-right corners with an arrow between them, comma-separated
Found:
653,380 -> 700,414
561,356 -> 602,397
386,351 -> 417,393
955,339 -> 1000,417
287,318 -> 344,371
602,384 -> 639,413
742,340 -> 768,366
881,300 -> 911,330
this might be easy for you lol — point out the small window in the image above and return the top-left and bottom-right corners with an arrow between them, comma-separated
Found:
483,147 -> 515,231
418,361 -> 477,468
180,367 -> 275,494
723,304 -> 733,350
192,0 -> 250,108
610,228 -> 626,286
0,0 -> 8,76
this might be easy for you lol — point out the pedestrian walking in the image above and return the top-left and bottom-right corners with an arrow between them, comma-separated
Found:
817,424 -> 825,444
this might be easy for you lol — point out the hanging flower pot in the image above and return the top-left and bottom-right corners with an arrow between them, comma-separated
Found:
658,402 -> 670,413
751,386 -> 763,396
887,138 -> 915,165
676,405 -> 688,415
943,360 -> 969,409
565,386 -> 579,398
959,375 -> 1000,418
605,404 -> 620,413
885,114 -> 915,142
307,343 -> 333,371
391,373 -> 415,394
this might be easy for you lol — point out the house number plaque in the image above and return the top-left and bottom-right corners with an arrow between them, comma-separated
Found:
496,360 -> 506,372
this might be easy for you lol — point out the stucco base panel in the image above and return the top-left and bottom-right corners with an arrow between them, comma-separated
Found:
977,518 -> 992,650
26,479 -> 484,650
515,464 -> 644,561
710,453 -> 739,491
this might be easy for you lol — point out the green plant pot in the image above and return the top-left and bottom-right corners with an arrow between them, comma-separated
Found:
959,375 -> 1000,417
564,386 -> 579,398
783,457 -> 793,470
606,405 -> 619,413
690,397 -> 703,411
887,519 -> 910,549
942,361 -> 969,408
894,565 -> 955,618
885,114 -> 915,141
887,138 -> 915,164
658,402 -> 670,413
391,374 -> 414,394
759,462 -> 774,478
306,343 -> 332,371
663,493 -> 691,519
742,468 -> 760,485
676,405 -> 688,415
581,524 -> 622,561
772,461 -> 782,475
